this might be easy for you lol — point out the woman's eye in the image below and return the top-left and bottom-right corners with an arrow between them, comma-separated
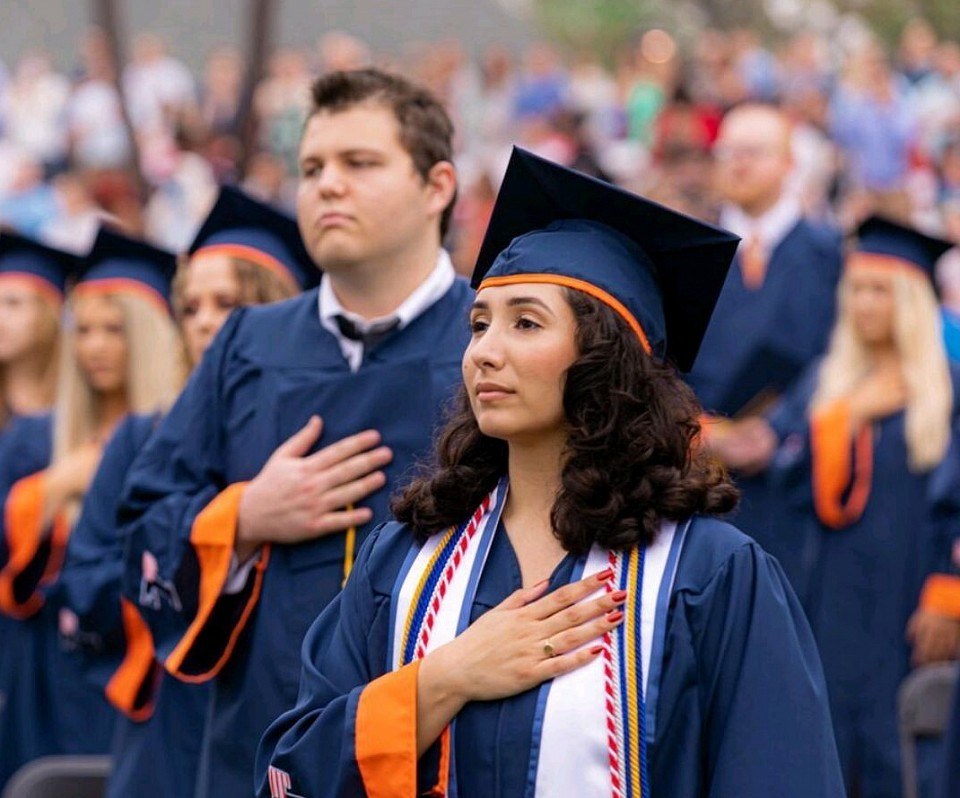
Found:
469,318 -> 488,334
516,316 -> 541,330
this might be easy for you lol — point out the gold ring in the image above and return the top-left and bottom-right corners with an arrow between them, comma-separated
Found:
543,639 -> 556,658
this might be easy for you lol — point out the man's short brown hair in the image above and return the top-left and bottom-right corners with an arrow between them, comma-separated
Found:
309,68 -> 457,238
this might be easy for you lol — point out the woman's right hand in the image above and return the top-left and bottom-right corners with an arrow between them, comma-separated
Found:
415,568 -> 625,754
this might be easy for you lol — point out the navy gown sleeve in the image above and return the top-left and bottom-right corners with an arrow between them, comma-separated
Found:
255,524 -> 388,798
682,538 -> 845,796
119,310 -> 262,682
61,413 -> 160,717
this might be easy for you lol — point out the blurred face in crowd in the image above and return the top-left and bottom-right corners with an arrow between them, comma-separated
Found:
0,279 -> 57,364
296,102 -> 452,276
464,283 -> 578,446
179,253 -> 242,366
848,267 -> 897,347
73,294 -> 127,395
713,106 -> 793,216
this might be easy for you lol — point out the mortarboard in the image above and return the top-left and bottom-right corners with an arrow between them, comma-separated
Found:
76,226 -> 177,313
188,186 -> 319,291
850,216 -> 954,291
472,147 -> 740,372
0,228 -> 82,305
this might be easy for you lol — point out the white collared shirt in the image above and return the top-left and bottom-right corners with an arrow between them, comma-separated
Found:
719,194 -> 803,259
317,249 -> 457,372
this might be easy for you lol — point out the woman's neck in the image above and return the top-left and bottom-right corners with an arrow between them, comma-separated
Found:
503,434 -> 569,587
866,342 -> 901,372
4,355 -> 52,416
95,390 -> 129,442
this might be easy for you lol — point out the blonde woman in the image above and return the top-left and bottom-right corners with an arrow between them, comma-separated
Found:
0,226 -> 183,787
58,186 -> 313,798
0,232 -> 76,440
722,216 -> 959,798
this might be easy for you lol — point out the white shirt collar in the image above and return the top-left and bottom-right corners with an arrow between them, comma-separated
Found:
318,249 -> 457,371
719,194 -> 802,250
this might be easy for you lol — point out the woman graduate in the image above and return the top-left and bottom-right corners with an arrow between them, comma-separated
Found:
0,231 -> 76,443
717,217 -> 960,798
58,186 -> 316,798
0,226 -> 183,786
256,148 -> 844,798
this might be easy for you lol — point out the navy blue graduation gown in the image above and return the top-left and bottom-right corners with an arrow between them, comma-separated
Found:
686,218 -> 842,549
119,282 -> 473,797
764,363 -> 960,798
0,413 -> 115,788
256,515 -> 844,797
61,413 -> 209,798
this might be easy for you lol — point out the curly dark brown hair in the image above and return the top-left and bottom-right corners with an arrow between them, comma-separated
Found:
392,289 -> 738,552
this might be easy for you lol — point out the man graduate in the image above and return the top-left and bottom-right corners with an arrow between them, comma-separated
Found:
118,69 -> 471,797
689,103 -> 843,560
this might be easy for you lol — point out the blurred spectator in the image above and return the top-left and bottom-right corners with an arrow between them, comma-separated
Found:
66,28 -> 132,171
39,173 -> 104,254
317,30 -> 371,73
830,42 -> 916,217
253,49 -> 311,176
1,53 -> 70,175
123,33 -> 197,136
513,42 -> 568,121
898,17 -> 938,85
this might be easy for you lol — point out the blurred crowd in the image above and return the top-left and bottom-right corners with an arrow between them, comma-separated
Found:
3,19 -> 960,272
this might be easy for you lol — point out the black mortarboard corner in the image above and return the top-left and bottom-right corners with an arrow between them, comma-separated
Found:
473,147 -> 740,372
188,186 -> 319,291
853,216 -> 955,291
0,228 -> 82,303
78,226 -> 177,313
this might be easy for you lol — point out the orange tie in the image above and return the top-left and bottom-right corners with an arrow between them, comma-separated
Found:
740,234 -> 767,290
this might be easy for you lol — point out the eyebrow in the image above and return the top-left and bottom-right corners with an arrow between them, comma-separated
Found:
471,296 -> 556,315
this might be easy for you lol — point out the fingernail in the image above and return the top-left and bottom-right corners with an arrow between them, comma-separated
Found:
589,644 -> 604,655
596,568 -> 615,582
606,611 -> 624,624
610,589 -> 627,602
532,578 -> 549,589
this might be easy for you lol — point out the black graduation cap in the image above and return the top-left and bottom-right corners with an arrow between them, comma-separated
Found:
0,228 -> 82,303
853,216 -> 954,288
78,226 -> 177,312
188,186 -> 319,291
473,147 -> 740,372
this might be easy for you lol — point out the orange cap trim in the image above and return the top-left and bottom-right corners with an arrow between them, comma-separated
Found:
105,596 -> 159,720
73,279 -> 170,315
164,481 -> 273,682
356,661 -> 422,798
919,574 -> 960,619
478,273 -> 653,355
192,244 -> 299,290
847,253 -> 930,281
0,272 -> 64,307
810,399 -> 873,530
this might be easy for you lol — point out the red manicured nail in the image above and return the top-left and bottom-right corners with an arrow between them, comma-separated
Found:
596,568 -> 615,582
590,644 -> 604,655
606,611 -> 624,623
610,589 -> 628,602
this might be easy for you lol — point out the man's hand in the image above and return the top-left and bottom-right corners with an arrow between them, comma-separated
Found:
235,416 -> 393,559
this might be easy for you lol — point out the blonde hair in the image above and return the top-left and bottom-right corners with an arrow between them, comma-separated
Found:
0,292 -> 61,426
53,291 -> 186,520
812,267 -> 952,472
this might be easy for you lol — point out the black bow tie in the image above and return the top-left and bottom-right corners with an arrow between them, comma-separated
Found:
333,314 -> 401,350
